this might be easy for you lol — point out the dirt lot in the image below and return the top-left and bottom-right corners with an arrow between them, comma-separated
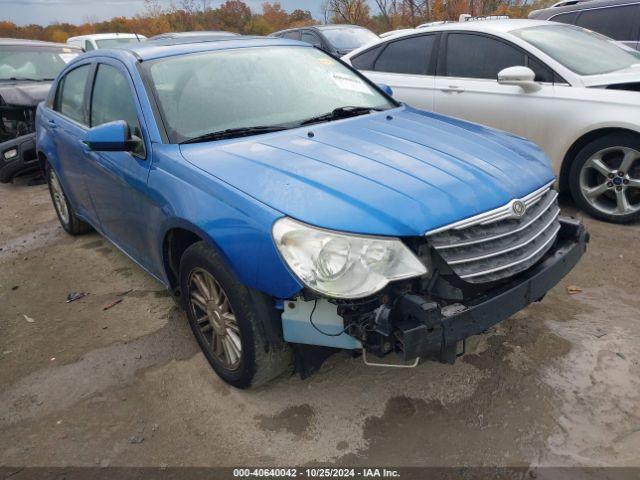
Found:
1,175 -> 639,469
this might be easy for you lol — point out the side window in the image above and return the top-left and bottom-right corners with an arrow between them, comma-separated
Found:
84,40 -> 95,51
374,35 -> 435,75
301,31 -> 322,48
55,64 -> 90,124
351,44 -> 384,70
575,5 -> 640,41
550,11 -> 579,25
445,33 -> 525,79
90,64 -> 144,154
527,56 -> 555,83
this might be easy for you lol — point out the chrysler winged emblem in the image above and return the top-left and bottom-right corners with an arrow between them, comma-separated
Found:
512,200 -> 526,217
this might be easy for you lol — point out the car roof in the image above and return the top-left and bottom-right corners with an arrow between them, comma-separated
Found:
0,37 -> 82,49
530,0 -> 639,17
93,36 -> 309,62
67,33 -> 145,41
149,31 -> 239,39
315,24 -> 370,30
272,24 -> 368,35
384,19 -> 555,37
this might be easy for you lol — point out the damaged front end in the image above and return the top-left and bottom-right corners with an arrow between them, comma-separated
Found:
0,83 -> 49,182
280,184 -> 589,370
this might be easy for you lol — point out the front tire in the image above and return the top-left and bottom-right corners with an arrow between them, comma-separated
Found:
46,164 -> 92,235
179,241 -> 292,388
569,133 -> 640,223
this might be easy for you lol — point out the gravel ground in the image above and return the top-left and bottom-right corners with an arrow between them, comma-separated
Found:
1,175 -> 639,469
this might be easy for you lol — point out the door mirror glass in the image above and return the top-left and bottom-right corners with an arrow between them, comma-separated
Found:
83,120 -> 139,152
377,83 -> 393,96
497,66 -> 541,92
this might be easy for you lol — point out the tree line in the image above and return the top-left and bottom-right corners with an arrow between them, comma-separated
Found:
0,0 -> 553,43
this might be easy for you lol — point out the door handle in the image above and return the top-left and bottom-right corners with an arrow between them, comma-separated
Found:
47,120 -> 58,129
441,85 -> 465,93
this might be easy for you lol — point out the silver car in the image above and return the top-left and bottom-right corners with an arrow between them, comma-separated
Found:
343,19 -> 640,223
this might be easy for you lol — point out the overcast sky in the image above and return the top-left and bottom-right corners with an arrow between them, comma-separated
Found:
0,0 -> 326,26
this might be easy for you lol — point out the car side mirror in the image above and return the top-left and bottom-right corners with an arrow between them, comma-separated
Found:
377,83 -> 393,96
497,66 -> 541,92
83,120 -> 140,152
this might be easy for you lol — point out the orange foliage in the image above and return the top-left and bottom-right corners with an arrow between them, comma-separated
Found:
0,0 -> 543,42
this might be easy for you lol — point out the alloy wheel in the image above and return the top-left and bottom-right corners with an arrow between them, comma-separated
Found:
49,169 -> 70,225
579,146 -> 640,217
187,268 -> 242,370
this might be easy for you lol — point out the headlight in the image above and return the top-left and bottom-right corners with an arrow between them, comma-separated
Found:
272,217 -> 427,299
3,148 -> 18,160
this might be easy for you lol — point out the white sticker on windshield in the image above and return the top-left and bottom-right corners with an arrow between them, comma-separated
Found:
330,72 -> 372,95
59,53 -> 79,64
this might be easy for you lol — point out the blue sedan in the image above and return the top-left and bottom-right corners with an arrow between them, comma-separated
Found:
36,37 -> 587,388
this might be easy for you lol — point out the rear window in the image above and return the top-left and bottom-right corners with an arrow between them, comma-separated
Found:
56,64 -> 90,124
374,35 -> 435,75
350,45 -> 384,70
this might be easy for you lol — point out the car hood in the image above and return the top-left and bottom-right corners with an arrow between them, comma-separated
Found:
179,106 -> 555,236
0,81 -> 51,107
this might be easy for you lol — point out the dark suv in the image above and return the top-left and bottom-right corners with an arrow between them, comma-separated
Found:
0,39 -> 81,183
529,0 -> 640,50
269,24 -> 378,56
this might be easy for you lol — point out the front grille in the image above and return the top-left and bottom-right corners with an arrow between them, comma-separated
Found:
426,182 -> 560,283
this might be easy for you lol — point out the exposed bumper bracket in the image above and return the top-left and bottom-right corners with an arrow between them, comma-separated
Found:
394,217 -> 588,363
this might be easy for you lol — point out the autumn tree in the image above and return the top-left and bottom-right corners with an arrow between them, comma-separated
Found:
216,0 -> 252,33
262,2 -> 288,31
326,0 -> 371,24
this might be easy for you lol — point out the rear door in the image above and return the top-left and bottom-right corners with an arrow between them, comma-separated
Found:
351,33 -> 439,110
82,59 -> 153,264
433,32 -> 558,148
48,62 -> 96,223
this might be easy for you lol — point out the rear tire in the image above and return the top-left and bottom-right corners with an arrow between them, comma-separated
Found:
569,133 -> 640,224
179,241 -> 292,388
46,163 -> 92,235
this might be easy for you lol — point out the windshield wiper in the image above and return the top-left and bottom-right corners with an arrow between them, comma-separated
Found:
298,106 -> 382,126
181,125 -> 289,144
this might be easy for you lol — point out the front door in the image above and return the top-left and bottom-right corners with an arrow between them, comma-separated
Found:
433,32 -> 558,150
48,63 -> 96,223
82,60 -> 152,265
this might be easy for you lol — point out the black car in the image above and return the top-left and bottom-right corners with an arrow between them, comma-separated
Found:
0,38 -> 82,182
269,24 -> 379,56
529,0 -> 640,50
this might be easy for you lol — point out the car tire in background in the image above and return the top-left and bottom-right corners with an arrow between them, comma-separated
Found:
179,241 -> 292,388
46,163 -> 93,235
569,132 -> 640,224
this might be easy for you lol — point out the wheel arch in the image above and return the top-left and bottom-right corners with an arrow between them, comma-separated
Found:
560,127 -> 640,193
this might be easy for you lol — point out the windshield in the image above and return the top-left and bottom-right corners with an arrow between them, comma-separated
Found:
96,37 -> 143,48
321,27 -> 379,51
0,46 -> 78,81
146,46 -> 395,143
513,24 -> 640,76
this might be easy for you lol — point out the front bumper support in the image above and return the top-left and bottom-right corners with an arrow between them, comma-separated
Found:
393,217 -> 588,363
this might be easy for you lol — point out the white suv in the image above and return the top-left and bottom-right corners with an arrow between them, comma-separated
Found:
343,20 -> 640,223
66,33 -> 146,51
